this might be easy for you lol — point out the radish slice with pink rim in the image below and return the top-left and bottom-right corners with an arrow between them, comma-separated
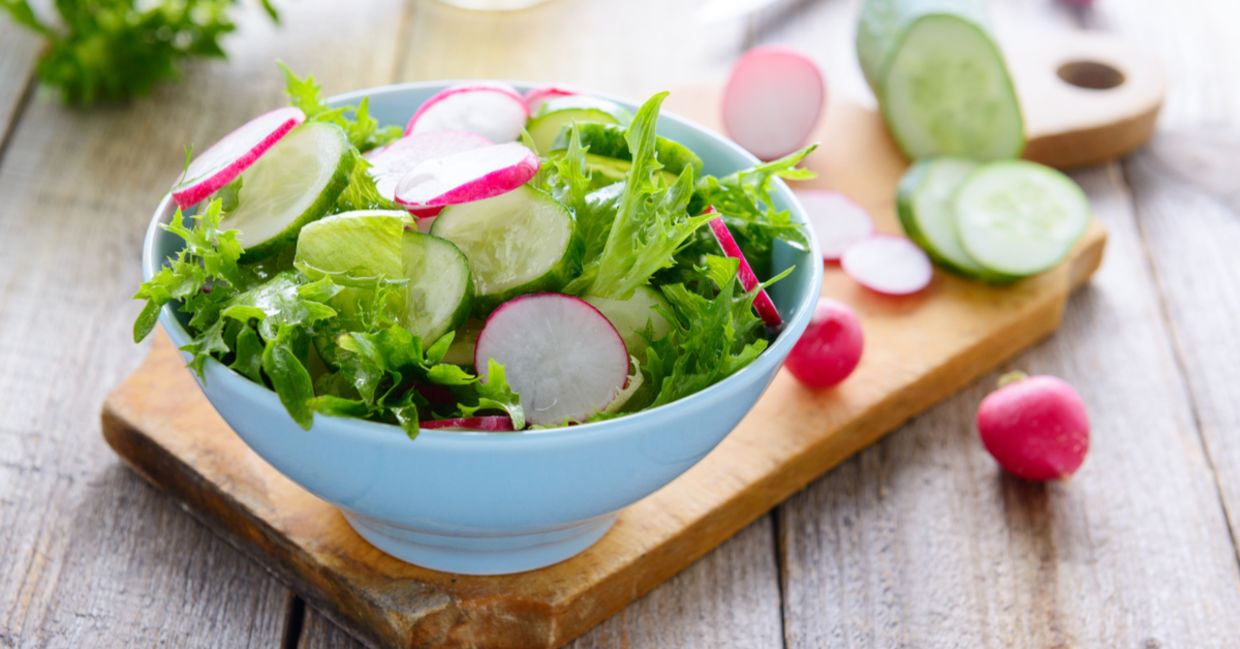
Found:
706,208 -> 783,327
722,46 -> 825,161
798,189 -> 875,261
523,84 -> 578,113
395,142 -> 539,209
420,416 -> 516,432
841,234 -> 933,295
475,293 -> 629,427
171,106 -> 305,208
405,82 -> 529,143
365,130 -> 491,203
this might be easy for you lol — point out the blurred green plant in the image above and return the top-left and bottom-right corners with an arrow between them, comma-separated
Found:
1,0 -> 279,105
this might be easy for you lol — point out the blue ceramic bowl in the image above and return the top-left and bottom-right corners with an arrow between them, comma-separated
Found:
143,82 -> 823,575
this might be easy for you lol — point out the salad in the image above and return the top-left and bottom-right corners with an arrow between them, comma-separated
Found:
133,67 -> 813,436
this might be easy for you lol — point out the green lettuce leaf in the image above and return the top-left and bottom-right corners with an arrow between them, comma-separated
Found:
280,63 -> 402,152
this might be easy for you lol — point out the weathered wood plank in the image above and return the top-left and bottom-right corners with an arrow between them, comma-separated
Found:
0,2 -> 405,646
1090,0 -> 1240,567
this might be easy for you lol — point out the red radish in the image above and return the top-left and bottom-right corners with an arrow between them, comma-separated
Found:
784,297 -> 864,388
394,142 -> 539,209
841,234 -> 933,295
523,84 -> 577,113
977,373 -> 1090,481
706,209 -> 782,327
366,130 -> 491,204
171,106 -> 305,208
420,416 -> 516,432
475,294 -> 629,426
405,82 -> 529,143
722,46 -> 825,161
798,190 -> 875,262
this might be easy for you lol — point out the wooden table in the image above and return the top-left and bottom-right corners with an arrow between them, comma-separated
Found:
2,0 -> 1238,646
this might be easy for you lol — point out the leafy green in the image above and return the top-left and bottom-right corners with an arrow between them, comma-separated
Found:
280,63 -> 402,152
683,146 -> 816,277
564,93 -> 712,299
641,258 -> 771,408
331,151 -> 406,213
1,0 -> 275,105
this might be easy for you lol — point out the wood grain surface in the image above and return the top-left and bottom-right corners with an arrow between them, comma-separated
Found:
2,0 -> 1239,648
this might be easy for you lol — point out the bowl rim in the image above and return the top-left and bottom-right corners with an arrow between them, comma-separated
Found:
145,79 -> 824,444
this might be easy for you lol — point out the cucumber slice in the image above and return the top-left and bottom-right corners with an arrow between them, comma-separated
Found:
856,0 -> 990,90
585,285 -> 672,359
430,185 -> 582,313
879,14 -> 1024,160
551,122 -> 704,179
954,160 -> 1091,276
581,154 -> 678,188
442,318 -> 484,367
897,157 -> 1017,282
223,122 -> 352,261
402,232 -> 473,342
526,96 -> 630,155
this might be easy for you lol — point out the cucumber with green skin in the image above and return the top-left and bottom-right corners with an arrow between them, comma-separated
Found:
896,156 -> 1019,283
430,185 -> 583,314
585,285 -> 673,359
856,0 -> 1024,160
551,122 -> 704,179
526,95 -> 630,154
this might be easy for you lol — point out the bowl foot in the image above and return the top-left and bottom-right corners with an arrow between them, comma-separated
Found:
341,511 -> 619,575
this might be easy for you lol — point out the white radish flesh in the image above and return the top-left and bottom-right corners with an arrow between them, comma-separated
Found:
798,189 -> 875,261
475,294 -> 629,427
841,234 -> 933,295
722,46 -> 825,161
420,416 -> 515,432
706,211 -> 783,327
523,84 -> 578,113
406,82 -> 529,143
394,142 -> 539,209
365,130 -> 491,204
171,106 -> 305,208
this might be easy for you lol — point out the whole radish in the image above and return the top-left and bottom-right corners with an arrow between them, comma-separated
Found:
784,297 -> 864,388
976,372 -> 1090,481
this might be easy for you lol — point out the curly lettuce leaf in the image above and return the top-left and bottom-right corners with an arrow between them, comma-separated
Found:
331,151 -> 406,213
280,63 -> 401,152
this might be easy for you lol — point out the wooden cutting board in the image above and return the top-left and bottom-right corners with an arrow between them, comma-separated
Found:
102,34 -> 1154,647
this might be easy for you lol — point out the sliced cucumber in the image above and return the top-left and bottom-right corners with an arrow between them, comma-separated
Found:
526,96 -> 630,155
402,232 -> 472,342
551,122 -> 704,179
856,0 -> 990,90
430,185 -> 582,313
585,285 -> 673,359
223,122 -> 352,261
954,160 -> 1091,276
897,157 -> 1016,282
579,153 -> 678,188
879,14 -> 1024,160
442,318 -> 483,367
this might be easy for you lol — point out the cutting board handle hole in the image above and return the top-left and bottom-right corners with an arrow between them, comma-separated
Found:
1057,60 -> 1125,90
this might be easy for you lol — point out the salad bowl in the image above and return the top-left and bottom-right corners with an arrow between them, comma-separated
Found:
143,81 -> 823,575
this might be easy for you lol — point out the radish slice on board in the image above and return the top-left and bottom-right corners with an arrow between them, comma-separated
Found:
798,189 -> 875,262
475,294 -> 629,426
722,46 -> 825,161
841,234 -> 933,295
394,142 -> 539,209
706,209 -> 783,327
365,130 -> 491,203
171,106 -> 305,208
405,82 -> 529,143
523,84 -> 578,113
420,416 -> 516,432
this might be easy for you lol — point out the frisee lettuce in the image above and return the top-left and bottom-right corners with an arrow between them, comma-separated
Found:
279,63 -> 402,153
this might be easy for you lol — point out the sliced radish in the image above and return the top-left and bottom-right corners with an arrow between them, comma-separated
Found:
706,209 -> 783,327
171,106 -> 305,208
523,84 -> 578,113
722,46 -> 825,161
475,294 -> 629,427
841,234 -> 933,295
405,82 -> 529,143
394,142 -> 539,209
798,190 -> 875,262
365,130 -> 491,204
420,416 -> 516,432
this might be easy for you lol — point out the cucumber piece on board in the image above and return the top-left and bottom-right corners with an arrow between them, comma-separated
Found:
856,0 -> 1024,160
